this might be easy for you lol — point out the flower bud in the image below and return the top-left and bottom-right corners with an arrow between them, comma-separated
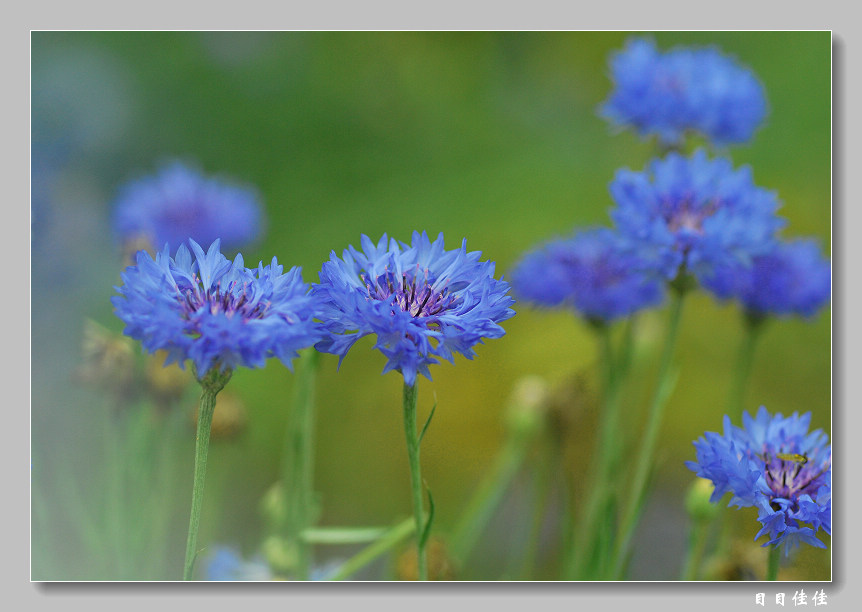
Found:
685,477 -> 720,522
504,375 -> 550,438
261,535 -> 298,576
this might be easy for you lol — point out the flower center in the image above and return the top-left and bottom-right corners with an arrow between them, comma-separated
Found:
181,277 -> 270,321
664,198 -> 718,234
656,73 -> 686,97
761,450 -> 828,505
362,268 -> 457,318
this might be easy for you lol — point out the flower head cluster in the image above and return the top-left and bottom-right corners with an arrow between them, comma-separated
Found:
510,228 -> 665,323
609,150 -> 785,282
112,162 -> 264,253
312,231 -> 516,385
701,239 -> 831,319
600,38 -> 768,146
112,239 -> 322,377
686,406 -> 831,555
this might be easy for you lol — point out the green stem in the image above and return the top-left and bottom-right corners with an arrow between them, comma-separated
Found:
558,464 -> 577,580
281,349 -> 320,579
517,441 -> 554,580
617,316 -> 636,379
402,382 -> 428,580
182,369 -> 230,581
611,288 -> 686,579
681,519 -> 710,580
727,314 -> 765,416
302,526 -> 391,545
329,518 -> 416,580
766,545 -> 781,581
571,323 -> 624,580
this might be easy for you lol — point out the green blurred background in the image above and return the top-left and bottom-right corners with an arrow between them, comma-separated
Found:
31,31 -> 831,580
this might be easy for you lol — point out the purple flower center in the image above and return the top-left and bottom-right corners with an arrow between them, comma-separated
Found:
663,198 -> 718,235
760,449 -> 829,507
362,268 -> 457,318
180,276 -> 270,321
656,73 -> 686,97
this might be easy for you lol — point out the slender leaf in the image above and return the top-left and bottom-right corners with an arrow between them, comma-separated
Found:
418,400 -> 436,445
302,526 -> 390,544
419,488 -> 435,549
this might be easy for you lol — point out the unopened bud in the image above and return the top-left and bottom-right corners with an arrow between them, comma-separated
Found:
260,482 -> 287,529
505,375 -> 550,437
685,477 -> 720,522
261,535 -> 298,576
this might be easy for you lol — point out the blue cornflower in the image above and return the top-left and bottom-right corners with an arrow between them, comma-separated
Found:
510,228 -> 665,323
112,239 -> 322,377
686,406 -> 831,555
112,162 -> 264,253
609,150 -> 785,283
204,546 -> 344,581
312,231 -> 516,386
205,546 -> 273,581
701,238 -> 831,319
599,37 -> 768,146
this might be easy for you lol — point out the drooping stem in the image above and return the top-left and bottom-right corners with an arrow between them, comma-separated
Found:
182,368 -> 231,581
281,349 -> 320,580
402,381 -> 428,580
611,288 -> 686,579
766,545 -> 781,581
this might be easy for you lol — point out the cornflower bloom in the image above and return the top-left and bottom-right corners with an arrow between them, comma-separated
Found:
600,37 -> 768,147
701,238 -> 831,320
606,152 -> 784,574
312,231 -> 515,580
511,227 -> 665,324
609,150 -> 785,284
112,239 -> 322,377
312,231 -> 515,386
687,407 -> 831,556
112,162 -> 264,254
112,238 -> 322,580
